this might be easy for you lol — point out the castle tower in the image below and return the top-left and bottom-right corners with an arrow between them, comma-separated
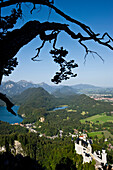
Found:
101,148 -> 107,165
79,140 -> 82,146
75,139 -> 83,155
87,142 -> 92,153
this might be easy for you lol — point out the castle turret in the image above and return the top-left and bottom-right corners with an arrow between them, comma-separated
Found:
101,148 -> 107,165
87,142 -> 92,153
79,140 -> 82,146
75,139 -> 83,155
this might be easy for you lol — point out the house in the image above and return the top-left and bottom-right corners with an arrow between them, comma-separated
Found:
39,117 -> 45,122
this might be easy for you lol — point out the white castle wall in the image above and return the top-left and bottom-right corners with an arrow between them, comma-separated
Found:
75,137 -> 107,165
75,140 -> 92,163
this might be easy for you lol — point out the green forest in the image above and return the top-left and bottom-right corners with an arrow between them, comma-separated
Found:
13,88 -> 113,136
0,87 -> 113,169
0,131 -> 96,170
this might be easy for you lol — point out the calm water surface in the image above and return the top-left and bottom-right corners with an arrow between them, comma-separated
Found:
53,106 -> 68,111
0,106 -> 23,124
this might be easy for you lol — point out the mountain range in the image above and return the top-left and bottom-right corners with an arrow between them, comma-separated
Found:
0,80 -> 113,97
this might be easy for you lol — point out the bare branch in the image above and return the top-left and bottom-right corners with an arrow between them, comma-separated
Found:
89,51 -> 104,63
0,93 -> 16,115
1,21 -> 108,67
79,39 -> 104,64
47,6 -> 52,20
30,3 -> 36,14
53,30 -> 60,49
101,32 -> 113,41
31,40 -> 45,61
1,0 -> 113,51
48,4 -> 113,50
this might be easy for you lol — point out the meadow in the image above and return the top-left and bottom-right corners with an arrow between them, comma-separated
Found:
80,113 -> 113,124
88,130 -> 113,139
88,131 -> 103,139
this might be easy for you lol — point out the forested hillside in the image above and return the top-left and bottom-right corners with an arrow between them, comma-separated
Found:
13,87 -> 59,110
0,87 -> 113,168
0,121 -> 28,135
0,132 -> 95,170
11,87 -> 113,135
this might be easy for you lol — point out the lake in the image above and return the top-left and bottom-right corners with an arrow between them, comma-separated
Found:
0,106 -> 23,124
53,106 -> 68,111
0,105 -> 67,124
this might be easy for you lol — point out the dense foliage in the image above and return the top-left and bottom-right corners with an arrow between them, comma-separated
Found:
13,87 -> 60,111
0,121 -> 28,135
0,132 -> 95,170
0,152 -> 43,170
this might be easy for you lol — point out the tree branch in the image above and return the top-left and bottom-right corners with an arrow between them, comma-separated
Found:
1,0 -> 113,50
31,40 -> 45,61
0,21 -> 81,63
0,0 -> 49,7
0,93 -> 16,115
79,39 -> 104,63
1,20 -> 111,72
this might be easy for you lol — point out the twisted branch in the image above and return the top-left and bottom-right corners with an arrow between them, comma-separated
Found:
1,0 -> 113,50
79,39 -> 104,63
31,40 -> 45,61
0,93 -> 16,115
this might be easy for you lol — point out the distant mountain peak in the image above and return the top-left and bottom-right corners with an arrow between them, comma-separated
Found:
1,80 -> 113,97
39,82 -> 48,86
5,80 -> 15,84
72,84 -> 101,89
17,80 -> 29,83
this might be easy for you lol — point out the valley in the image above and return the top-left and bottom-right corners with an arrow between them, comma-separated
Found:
0,81 -> 113,169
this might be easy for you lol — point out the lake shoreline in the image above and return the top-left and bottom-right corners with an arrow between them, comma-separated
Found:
0,106 -> 23,124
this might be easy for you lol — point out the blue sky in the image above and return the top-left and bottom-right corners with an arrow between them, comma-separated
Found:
2,0 -> 113,87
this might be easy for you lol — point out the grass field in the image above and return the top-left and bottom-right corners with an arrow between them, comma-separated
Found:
80,114 -> 113,124
88,131 -> 103,139
88,130 -> 113,139
103,130 -> 113,138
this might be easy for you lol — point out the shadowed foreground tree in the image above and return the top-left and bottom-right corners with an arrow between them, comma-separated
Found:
0,0 -> 113,114
55,157 -> 77,170
0,152 -> 43,170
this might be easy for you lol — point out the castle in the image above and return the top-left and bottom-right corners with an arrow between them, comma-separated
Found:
75,134 -> 107,168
